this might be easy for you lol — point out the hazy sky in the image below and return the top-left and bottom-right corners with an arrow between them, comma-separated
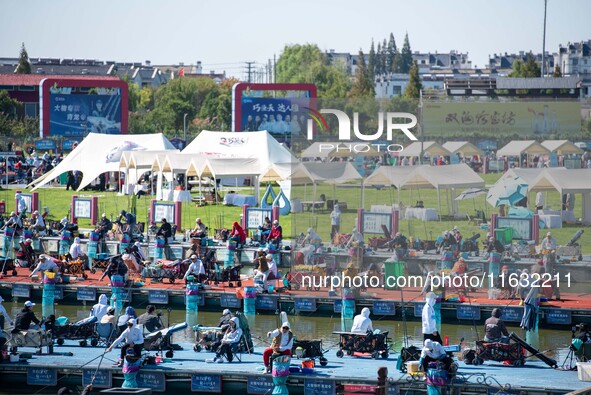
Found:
1,0 -> 589,78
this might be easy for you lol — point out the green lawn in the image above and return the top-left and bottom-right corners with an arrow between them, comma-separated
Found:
2,172 -> 589,254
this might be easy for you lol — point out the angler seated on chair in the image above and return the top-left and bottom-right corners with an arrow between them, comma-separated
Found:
16,238 -> 36,267
96,213 -> 112,240
483,308 -> 509,343
183,254 -> 206,284
263,322 -> 294,373
137,305 -> 163,334
206,317 -> 242,363
268,220 -> 282,248
419,339 -> 453,373
571,323 -> 591,362
12,301 -> 40,333
196,309 -> 233,351
388,232 -> 408,256
2,212 -> 23,233
107,318 -> 144,367
190,218 -> 207,239
156,218 -> 173,244
29,210 -> 46,236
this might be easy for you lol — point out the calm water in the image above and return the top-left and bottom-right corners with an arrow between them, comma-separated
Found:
1,302 -> 575,365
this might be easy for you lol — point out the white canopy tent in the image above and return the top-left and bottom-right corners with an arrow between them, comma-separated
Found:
541,140 -> 584,155
500,168 -> 551,186
119,150 -> 179,194
399,164 -> 485,216
399,142 -> 451,158
299,142 -> 340,159
30,133 -> 175,191
497,140 -> 550,157
529,168 -> 591,224
442,141 -> 484,158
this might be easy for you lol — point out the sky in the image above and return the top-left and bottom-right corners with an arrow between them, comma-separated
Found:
1,0 -> 589,79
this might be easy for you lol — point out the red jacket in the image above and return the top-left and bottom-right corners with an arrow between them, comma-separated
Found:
269,225 -> 282,240
230,222 -> 246,243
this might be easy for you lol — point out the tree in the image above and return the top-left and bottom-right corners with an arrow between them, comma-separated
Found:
367,40 -> 376,82
387,33 -> 398,73
16,43 -> 31,74
553,65 -> 562,78
0,91 -> 21,117
509,52 -> 541,78
404,61 -> 422,99
276,44 -> 350,97
380,38 -> 388,75
349,50 -> 375,98
399,33 -> 413,74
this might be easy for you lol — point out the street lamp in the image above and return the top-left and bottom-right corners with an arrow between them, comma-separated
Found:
183,113 -> 188,142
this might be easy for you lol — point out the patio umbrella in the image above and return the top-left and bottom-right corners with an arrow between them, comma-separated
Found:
520,286 -> 539,332
486,176 -> 528,207
508,206 -> 535,218
454,188 -> 487,201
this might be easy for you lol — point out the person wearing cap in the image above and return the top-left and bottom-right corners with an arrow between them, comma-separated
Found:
253,254 -> 269,287
17,238 -> 36,266
137,305 -> 163,333
107,318 -> 144,367
89,294 -> 109,321
218,309 -> 233,332
346,227 -> 364,248
206,317 -> 242,363
302,227 -> 322,248
30,254 -> 59,277
183,254 -> 206,283
0,296 -> 13,330
117,306 -> 136,335
483,308 -> 509,343
540,232 -> 557,251
266,254 -> 278,281
351,307 -> 373,334
263,322 -> 294,373
30,210 -> 46,234
100,306 -> 117,326
96,213 -> 112,239
99,255 -> 128,282
3,211 -> 23,230
15,192 -> 27,216
422,292 -> 443,343
69,236 -> 88,268
389,231 -> 409,256
12,301 -> 40,332
268,220 -> 283,247
130,241 -> 148,265
116,210 -> 136,238
190,218 -> 207,239
418,339 -> 452,372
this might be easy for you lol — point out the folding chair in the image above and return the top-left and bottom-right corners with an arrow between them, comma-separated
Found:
95,323 -> 116,347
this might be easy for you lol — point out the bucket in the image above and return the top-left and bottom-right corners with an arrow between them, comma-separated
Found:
186,284 -> 200,296
43,271 -> 57,284
301,359 -> 315,369
342,287 -> 355,300
155,238 -> 165,248
4,228 -> 14,237
22,229 -> 33,239
111,275 -> 125,288
89,231 -> 100,242
426,367 -> 448,386
272,356 -> 291,378
122,234 -> 131,243
61,230 -> 71,241
244,286 -> 257,298
489,252 -> 501,263
406,361 -> 420,375
227,240 -> 237,251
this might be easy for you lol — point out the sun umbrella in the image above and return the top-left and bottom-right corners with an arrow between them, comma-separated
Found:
454,188 -> 487,201
520,285 -> 539,332
486,176 -> 528,207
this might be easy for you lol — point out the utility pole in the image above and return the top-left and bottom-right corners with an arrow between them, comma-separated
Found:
541,0 -> 547,77
245,61 -> 255,83
273,54 -> 276,83
419,89 -> 424,165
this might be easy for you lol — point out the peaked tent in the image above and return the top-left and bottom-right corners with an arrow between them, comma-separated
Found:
364,165 -> 418,189
299,142 -> 341,159
500,168 -> 552,186
541,140 -> 584,155
442,141 -> 483,157
399,141 -> 451,158
30,133 -> 175,191
497,140 -> 550,157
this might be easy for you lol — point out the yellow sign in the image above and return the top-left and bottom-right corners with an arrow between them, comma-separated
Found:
423,101 -> 581,137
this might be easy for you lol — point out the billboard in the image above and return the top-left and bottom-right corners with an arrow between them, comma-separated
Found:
49,93 -> 122,137
39,77 -> 128,138
423,101 -> 581,138
239,97 -> 310,137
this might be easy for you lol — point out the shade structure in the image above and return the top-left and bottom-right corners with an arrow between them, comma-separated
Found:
454,188 -> 487,201
541,140 -> 584,155
508,206 -> 535,218
486,176 -> 528,207
363,165 -> 419,188
399,141 -> 451,157
442,141 -> 484,158
497,140 -> 550,157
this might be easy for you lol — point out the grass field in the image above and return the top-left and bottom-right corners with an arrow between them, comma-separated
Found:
2,171 -> 589,254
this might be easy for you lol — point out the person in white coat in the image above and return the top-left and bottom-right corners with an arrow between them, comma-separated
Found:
69,237 -> 88,268
351,307 -> 373,334
107,318 -> 144,366
207,317 -> 242,363
0,296 -> 13,330
422,292 -> 442,343
89,294 -> 109,322
329,204 -> 341,243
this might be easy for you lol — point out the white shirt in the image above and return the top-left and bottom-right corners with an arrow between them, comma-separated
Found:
184,259 -> 205,279
541,237 -> 557,250
69,243 -> 85,259
420,342 -> 446,359
269,329 -> 294,352
422,298 -> 438,334
267,260 -> 278,278
30,259 -> 58,276
0,303 -> 13,325
351,315 -> 373,334
34,215 -> 46,228
112,326 -> 144,346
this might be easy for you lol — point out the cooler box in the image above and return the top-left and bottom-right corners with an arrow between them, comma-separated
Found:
578,362 -> 591,382
384,261 -> 404,290
494,228 -> 513,245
